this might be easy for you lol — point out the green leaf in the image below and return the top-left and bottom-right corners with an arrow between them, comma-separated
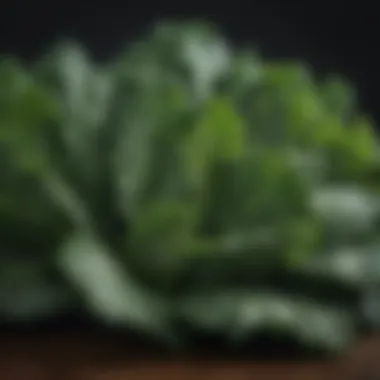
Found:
113,79 -> 193,216
57,231 -> 174,342
310,185 -> 380,234
132,201 -> 199,241
0,257 -> 73,321
262,63 -> 312,89
0,59 -> 58,174
182,97 -> 246,188
320,76 -> 355,120
300,246 -> 371,285
178,290 -> 355,352
112,110 -> 158,216
35,41 -> 114,184
345,117 -> 378,165
180,24 -> 231,100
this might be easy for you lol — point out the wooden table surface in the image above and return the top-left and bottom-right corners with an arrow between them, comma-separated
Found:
0,331 -> 378,380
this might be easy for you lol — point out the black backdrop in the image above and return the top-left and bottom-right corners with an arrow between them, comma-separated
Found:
1,0 -> 378,122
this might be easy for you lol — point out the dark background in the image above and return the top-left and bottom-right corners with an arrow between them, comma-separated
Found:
0,0 -> 378,123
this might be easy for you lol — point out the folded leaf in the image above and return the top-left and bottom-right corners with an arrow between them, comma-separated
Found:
57,231 -> 175,343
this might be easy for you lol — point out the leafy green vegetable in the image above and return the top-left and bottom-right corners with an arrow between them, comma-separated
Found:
1,20 -> 380,354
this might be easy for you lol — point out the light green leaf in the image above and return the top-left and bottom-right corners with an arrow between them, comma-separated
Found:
57,231 -> 174,341
179,21 -> 231,100
36,41 -> 114,187
178,290 -> 354,351
310,185 -> 380,233
230,293 -> 354,351
300,246 -> 371,285
113,113 -> 157,216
